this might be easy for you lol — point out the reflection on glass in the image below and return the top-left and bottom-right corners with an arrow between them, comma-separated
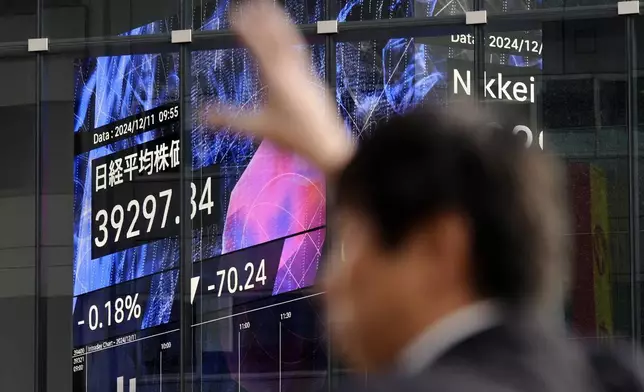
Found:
190,44 -> 328,392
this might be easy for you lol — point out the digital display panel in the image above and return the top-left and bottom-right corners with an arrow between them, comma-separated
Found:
333,30 -> 542,386
72,5 -> 327,392
72,2 -> 542,392
337,32 -> 542,147
337,0 -> 543,148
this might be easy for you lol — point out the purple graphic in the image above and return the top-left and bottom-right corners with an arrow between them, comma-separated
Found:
222,142 -> 326,254
274,229 -> 326,295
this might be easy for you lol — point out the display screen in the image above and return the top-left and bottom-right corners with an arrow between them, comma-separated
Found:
333,31 -> 541,386
72,4 -> 327,391
72,2 -> 541,391
337,34 -> 541,143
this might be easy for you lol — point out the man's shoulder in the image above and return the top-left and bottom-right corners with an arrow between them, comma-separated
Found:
334,322 -> 600,392
412,367 -> 534,392
333,369 -> 529,392
427,322 -> 598,392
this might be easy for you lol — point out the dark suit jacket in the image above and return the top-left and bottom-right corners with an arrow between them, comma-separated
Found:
338,319 -> 629,392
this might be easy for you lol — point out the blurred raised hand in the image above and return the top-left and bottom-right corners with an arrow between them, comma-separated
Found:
205,0 -> 353,176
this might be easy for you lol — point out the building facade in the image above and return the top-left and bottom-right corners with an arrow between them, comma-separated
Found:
0,0 -> 642,391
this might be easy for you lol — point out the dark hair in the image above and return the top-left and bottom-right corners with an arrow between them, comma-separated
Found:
336,104 -> 570,306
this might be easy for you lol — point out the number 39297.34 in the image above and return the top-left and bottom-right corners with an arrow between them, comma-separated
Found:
94,177 -> 215,248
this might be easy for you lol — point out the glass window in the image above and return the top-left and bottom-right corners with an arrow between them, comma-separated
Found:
50,46 -> 183,392
42,53 -> 82,392
484,0 -> 619,14
44,0 -> 179,39
484,17 -> 630,339
0,1 -> 35,43
337,29 -> 474,139
0,54 -> 36,391
195,0 -> 323,30
334,27 -> 473,386
337,0 -> 470,21
636,16 -> 644,343
6,0 -> 644,390
189,43 -> 328,392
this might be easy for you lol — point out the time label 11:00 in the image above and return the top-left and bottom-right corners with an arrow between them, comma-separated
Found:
94,177 -> 215,248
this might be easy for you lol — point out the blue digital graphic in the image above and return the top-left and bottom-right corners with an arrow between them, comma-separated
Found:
73,32 -> 324,301
72,3 -> 542,391
336,34 -> 541,139
336,38 -> 466,138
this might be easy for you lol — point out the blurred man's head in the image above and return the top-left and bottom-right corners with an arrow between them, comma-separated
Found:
322,104 -> 570,371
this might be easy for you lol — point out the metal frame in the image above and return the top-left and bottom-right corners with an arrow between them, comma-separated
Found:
626,8 -> 641,352
178,4 -> 192,392
27,38 -> 49,52
619,0 -> 640,15
171,29 -> 193,43
466,10 -> 487,24
23,1 -> 644,392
